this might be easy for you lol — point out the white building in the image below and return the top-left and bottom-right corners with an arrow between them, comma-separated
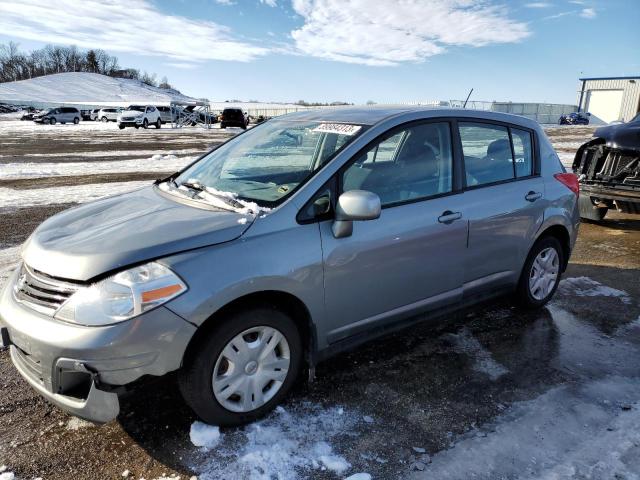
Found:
577,76 -> 640,123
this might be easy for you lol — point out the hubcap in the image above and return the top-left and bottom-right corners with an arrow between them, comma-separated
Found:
212,326 -> 290,413
529,247 -> 559,300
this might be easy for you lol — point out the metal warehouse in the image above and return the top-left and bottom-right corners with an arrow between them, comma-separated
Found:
577,76 -> 640,123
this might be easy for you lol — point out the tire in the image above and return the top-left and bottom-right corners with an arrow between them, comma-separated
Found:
143,119 -> 148,129
578,195 -> 607,222
220,123 -> 226,129
155,119 -> 161,129
49,118 -> 56,125
118,124 -> 125,130
135,125 -> 139,129
101,116 -> 108,123
179,306 -> 302,427
73,117 -> 79,124
516,236 -> 563,309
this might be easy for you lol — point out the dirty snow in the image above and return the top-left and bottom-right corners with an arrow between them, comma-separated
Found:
190,422 -> 221,449
0,180 -> 150,208
445,328 -> 509,380
345,474 -> 372,480
558,276 -> 631,304
0,155 -> 195,180
65,417 -> 94,431
191,403 -> 359,479
0,148 -> 201,160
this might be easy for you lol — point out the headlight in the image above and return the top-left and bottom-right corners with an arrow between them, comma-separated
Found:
55,262 -> 187,326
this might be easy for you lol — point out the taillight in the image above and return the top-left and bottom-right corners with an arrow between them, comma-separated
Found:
554,172 -> 579,196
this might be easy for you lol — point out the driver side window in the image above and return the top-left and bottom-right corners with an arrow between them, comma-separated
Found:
342,122 -> 453,206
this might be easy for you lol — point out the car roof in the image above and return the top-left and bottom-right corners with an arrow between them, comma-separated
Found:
279,106 -> 539,129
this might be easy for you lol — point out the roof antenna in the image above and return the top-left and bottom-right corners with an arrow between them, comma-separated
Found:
463,88 -> 474,108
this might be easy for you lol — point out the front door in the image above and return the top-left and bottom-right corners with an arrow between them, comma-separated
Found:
319,121 -> 468,344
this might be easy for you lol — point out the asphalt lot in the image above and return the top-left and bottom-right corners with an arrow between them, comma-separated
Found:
0,120 -> 639,479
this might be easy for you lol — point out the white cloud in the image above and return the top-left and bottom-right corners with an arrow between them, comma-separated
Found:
259,0 -> 278,6
580,7 -> 596,18
0,0 -> 268,63
214,0 -> 236,5
525,2 -> 553,7
164,62 -> 199,69
290,0 -> 530,66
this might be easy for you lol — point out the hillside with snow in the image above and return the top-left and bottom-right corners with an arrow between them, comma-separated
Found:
0,72 -> 196,106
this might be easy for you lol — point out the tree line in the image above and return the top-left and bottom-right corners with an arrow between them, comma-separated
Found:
0,42 -> 171,89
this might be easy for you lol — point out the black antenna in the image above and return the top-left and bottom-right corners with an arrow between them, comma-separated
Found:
463,88 -> 474,108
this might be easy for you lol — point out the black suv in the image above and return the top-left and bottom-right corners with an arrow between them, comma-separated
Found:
220,108 -> 248,129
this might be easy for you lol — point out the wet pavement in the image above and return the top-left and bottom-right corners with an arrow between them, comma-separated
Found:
0,123 -> 639,479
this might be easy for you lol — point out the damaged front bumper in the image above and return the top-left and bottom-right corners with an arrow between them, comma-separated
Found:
0,268 -> 196,423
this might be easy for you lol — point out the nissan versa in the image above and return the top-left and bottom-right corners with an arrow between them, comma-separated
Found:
0,108 -> 580,426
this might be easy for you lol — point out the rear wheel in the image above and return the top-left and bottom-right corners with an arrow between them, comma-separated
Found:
101,116 -> 108,123
49,118 -> 56,125
143,119 -> 148,129
155,119 -> 161,129
578,195 -> 608,222
73,117 -> 80,124
118,124 -> 125,130
179,306 -> 302,426
516,236 -> 563,309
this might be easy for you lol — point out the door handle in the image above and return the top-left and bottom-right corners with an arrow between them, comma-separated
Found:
438,210 -> 462,224
525,191 -> 542,202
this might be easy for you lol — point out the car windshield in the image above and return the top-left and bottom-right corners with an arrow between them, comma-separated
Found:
127,105 -> 145,112
161,119 -> 365,210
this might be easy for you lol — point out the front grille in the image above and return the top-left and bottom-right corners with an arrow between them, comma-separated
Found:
13,345 -> 45,385
13,264 -> 81,315
123,116 -> 135,121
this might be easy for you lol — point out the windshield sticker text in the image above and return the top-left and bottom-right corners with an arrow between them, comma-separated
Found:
313,123 -> 362,136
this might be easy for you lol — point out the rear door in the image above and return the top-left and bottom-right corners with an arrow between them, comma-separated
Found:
456,120 -> 544,296
319,120 -> 468,343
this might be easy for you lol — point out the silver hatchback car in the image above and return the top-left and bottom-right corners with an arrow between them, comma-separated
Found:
0,107 -> 579,426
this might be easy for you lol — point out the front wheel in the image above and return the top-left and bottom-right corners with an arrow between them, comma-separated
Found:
179,307 -> 302,427
516,236 -> 563,309
101,116 -> 108,123
118,124 -> 125,130
73,117 -> 80,124
142,119 -> 148,129
155,119 -> 161,129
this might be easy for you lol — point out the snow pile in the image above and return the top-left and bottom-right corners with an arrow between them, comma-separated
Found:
444,328 -> 508,380
66,417 -> 94,431
0,72 -> 195,105
0,180 -> 150,208
190,422 -> 221,449
0,466 -> 14,480
413,377 -> 640,480
192,403 -> 358,479
558,276 -> 631,304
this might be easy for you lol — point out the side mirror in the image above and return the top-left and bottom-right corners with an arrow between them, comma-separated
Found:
332,190 -> 381,238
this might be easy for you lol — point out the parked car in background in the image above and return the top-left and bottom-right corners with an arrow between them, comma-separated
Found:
573,112 -> 640,220
220,107 -> 248,129
156,106 -> 176,124
559,112 -> 590,125
117,105 -> 161,129
97,108 -> 121,122
80,109 -> 94,121
89,109 -> 100,121
0,107 -> 579,427
33,107 -> 81,125
20,108 -> 39,121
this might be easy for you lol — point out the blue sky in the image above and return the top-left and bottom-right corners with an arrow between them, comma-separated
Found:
0,0 -> 638,104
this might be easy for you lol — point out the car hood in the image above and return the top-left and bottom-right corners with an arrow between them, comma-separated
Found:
594,122 -> 640,151
119,110 -> 143,117
22,186 -> 253,281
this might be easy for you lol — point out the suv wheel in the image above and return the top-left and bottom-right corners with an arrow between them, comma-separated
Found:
101,116 -> 108,123
516,236 -> 563,309
49,118 -> 56,125
118,124 -> 125,130
73,117 -> 80,124
155,119 -> 161,129
179,306 -> 302,426
143,119 -> 149,129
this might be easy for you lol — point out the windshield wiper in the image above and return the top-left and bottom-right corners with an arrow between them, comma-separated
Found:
201,190 -> 249,212
178,180 -> 204,192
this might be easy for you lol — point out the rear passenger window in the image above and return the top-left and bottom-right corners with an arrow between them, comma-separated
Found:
511,128 -> 533,177
342,122 -> 453,206
459,123 -> 514,187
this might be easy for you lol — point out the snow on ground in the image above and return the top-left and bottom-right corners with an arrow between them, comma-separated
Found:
444,328 -> 508,380
0,155 -> 196,179
0,180 -> 150,208
558,276 -> 632,304
190,422 -> 221,449
0,72 -> 195,105
190,403 -> 363,480
65,417 -> 95,431
413,305 -> 640,480
0,148 -> 202,160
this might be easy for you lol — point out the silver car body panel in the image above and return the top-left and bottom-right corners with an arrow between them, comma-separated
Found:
0,107 -> 579,422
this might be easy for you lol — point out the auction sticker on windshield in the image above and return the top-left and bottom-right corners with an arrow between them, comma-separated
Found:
313,123 -> 362,136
